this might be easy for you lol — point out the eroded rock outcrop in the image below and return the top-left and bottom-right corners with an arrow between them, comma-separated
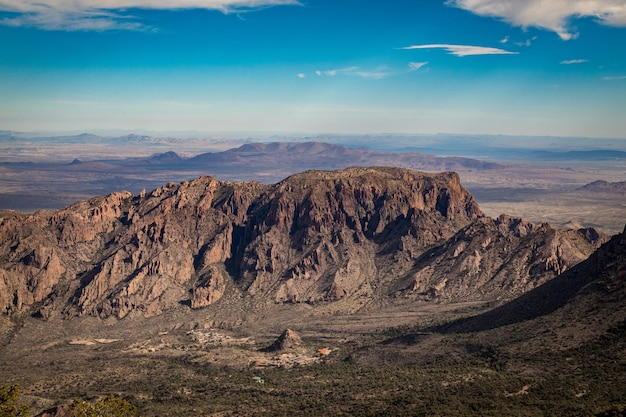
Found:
262,328 -> 304,352
0,167 -> 603,319
394,216 -> 598,301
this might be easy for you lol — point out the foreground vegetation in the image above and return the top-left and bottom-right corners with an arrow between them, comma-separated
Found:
5,354 -> 625,417
1,387 -> 139,417
4,325 -> 624,417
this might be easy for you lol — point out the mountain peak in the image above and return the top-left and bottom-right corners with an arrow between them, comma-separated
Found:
262,329 -> 303,352
147,151 -> 181,163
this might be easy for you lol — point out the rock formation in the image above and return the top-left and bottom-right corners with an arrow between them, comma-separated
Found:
436,224 -> 626,346
262,328 -> 304,352
0,167 -> 602,320
393,214 -> 598,301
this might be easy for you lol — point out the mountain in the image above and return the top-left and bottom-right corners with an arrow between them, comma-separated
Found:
348,224 -> 625,377
188,141 -> 505,172
438,223 -> 626,340
145,151 -> 182,164
262,328 -> 304,352
0,167 -> 599,322
579,180 -> 626,195
392,214 -> 602,302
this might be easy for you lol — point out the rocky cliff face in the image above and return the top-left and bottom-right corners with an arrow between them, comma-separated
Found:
236,168 -> 482,304
393,214 -> 598,301
0,167 -> 601,320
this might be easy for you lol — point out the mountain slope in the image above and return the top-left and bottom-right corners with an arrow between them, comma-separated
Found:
0,167 -> 598,321
392,214 -> 599,302
439,224 -> 626,343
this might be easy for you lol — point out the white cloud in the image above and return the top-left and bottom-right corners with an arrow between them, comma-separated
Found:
408,61 -> 428,71
515,36 -> 537,47
560,59 -> 588,64
316,67 -> 359,77
314,64 -> 425,80
499,35 -> 509,43
354,66 -> 394,80
0,0 -> 301,30
315,62 -> 428,80
447,0 -> 626,40
297,73 -> 306,78
603,75 -> 626,80
400,44 -> 518,57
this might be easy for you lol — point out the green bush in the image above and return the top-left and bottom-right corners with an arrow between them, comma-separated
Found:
0,385 -> 29,417
71,395 -> 139,417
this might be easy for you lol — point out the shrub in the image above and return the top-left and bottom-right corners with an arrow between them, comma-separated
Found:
0,385 -> 29,417
71,395 -> 139,417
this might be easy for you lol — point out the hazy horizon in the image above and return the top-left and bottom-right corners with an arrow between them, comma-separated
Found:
5,128 -> 626,142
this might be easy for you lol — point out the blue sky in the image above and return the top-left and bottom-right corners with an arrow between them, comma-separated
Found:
1,0 -> 626,138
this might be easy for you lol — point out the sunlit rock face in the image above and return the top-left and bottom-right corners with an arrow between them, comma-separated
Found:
0,167 -> 599,320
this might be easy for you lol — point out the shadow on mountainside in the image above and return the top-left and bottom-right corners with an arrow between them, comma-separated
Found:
430,225 -> 626,334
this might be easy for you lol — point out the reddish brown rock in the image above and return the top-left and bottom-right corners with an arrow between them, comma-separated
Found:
0,167 -> 601,320
395,216 -> 598,301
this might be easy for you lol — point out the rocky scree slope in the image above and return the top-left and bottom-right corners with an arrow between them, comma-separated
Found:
0,167 -> 601,320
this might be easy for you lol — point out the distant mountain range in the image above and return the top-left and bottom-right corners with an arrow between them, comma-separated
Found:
531,150 -> 626,160
0,140 -> 509,212
51,141 -> 505,173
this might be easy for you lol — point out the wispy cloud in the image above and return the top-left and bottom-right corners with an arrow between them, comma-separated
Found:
0,0 -> 301,31
447,0 -> 626,40
603,75 -> 626,80
353,67 -> 394,80
315,66 -> 391,79
316,67 -> 359,77
408,61 -> 428,71
515,36 -> 537,47
560,59 -> 588,65
297,73 -> 306,78
311,63 -> 427,80
400,44 -> 518,57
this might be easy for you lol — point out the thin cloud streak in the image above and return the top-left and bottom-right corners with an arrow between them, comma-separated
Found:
312,63 -> 428,80
400,44 -> 518,57
315,67 -> 359,77
0,0 -> 301,30
448,0 -> 626,40
561,59 -> 588,65
315,66 -> 390,79
408,62 -> 428,71
603,75 -> 626,80
515,36 -> 537,47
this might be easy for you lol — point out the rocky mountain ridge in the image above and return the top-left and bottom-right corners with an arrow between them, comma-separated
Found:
443,222 -> 626,340
0,167 -> 603,321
